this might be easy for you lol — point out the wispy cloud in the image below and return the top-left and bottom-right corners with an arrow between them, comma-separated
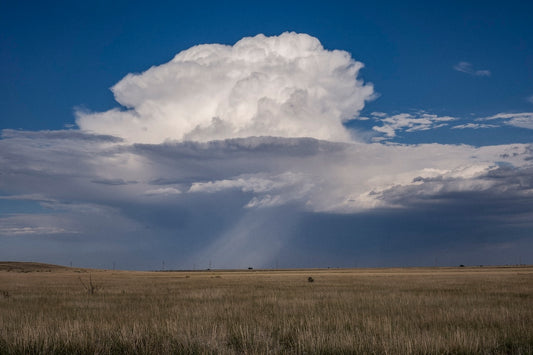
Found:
369,111 -> 533,135
371,112 -> 456,138
453,61 -> 491,77
479,112 -> 533,130
527,95 -> 533,104
144,187 -> 181,196
91,178 -> 136,186
0,215 -> 78,236
452,123 -> 499,130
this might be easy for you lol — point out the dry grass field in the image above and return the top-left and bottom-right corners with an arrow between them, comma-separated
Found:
0,262 -> 532,354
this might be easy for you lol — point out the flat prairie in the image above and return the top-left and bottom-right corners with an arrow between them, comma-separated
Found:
0,262 -> 532,354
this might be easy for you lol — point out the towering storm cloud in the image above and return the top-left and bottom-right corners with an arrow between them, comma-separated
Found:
76,33 -> 374,143
2,33 -> 533,269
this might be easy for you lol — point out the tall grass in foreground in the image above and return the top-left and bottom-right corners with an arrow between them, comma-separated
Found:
1,266 -> 532,354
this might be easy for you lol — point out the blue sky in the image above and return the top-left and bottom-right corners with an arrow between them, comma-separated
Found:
0,1 -> 532,269
3,1 -> 532,133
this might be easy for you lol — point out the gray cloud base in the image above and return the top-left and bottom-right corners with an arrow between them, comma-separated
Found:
1,130 -> 532,269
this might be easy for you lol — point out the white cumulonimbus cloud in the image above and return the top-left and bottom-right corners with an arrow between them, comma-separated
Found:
76,32 -> 374,143
2,33 -> 533,268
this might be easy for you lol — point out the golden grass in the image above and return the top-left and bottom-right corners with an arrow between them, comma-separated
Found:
1,263 -> 532,354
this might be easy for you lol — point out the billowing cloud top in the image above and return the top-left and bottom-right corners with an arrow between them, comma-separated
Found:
76,32 -> 374,143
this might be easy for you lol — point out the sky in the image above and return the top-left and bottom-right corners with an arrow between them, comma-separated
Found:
1,1 -> 532,270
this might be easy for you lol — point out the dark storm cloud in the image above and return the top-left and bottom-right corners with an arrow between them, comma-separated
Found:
132,137 -> 348,160
2,127 -> 532,268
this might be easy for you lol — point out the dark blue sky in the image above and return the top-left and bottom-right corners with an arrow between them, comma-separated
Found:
1,1 -> 532,269
2,1 -> 532,133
